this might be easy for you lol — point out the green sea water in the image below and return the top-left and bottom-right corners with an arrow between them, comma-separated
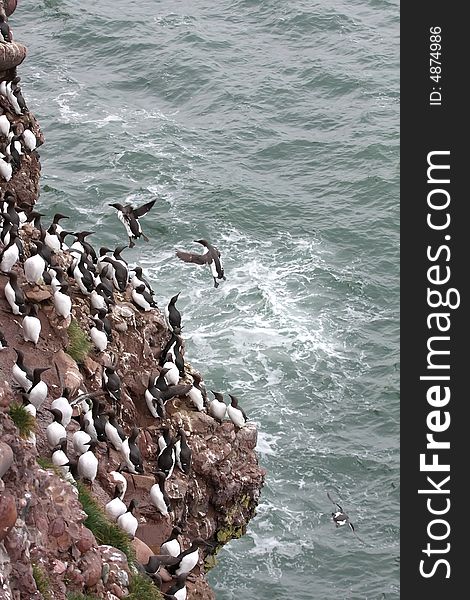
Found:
14,0 -> 399,598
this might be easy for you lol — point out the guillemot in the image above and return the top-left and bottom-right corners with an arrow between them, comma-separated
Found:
227,394 -> 248,429
327,492 -> 365,542
160,526 -> 182,557
150,471 -> 171,517
109,199 -> 156,248
165,292 -> 182,334
120,427 -> 144,474
117,499 -> 139,538
176,239 -> 226,288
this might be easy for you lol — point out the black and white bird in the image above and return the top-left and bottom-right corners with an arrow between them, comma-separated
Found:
24,243 -> 46,284
161,358 -> 180,387
50,387 -> 73,428
167,538 -> 212,577
131,283 -> 157,311
91,398 -> 108,442
109,470 -> 127,499
22,303 -> 41,346
105,486 -> 128,522
90,283 -> 114,312
72,252 -> 95,295
22,127 -> 38,152
96,247 -> 113,278
100,256 -> 128,292
104,410 -> 126,452
44,214 -> 69,251
165,292 -> 182,334
160,526 -> 182,557
227,394 -> 248,429
102,365 -> 122,411
175,428 -> 191,475
129,266 -> 154,295
0,153 -> 12,182
176,239 -> 226,288
208,391 -> 227,423
185,372 -> 207,412
109,199 -> 156,248
120,427 -> 144,474
72,420 -> 93,456
0,329 -> 7,350
51,438 -> 73,481
12,349 -> 32,390
166,574 -> 188,600
150,471 -> 171,517
145,376 -> 191,420
90,317 -> 108,352
157,425 -> 172,455
26,367 -> 50,409
157,436 -> 176,479
327,492 -> 364,543
77,440 -> 99,484
0,108 -> 10,137
4,271 -> 25,315
0,230 -> 21,272
46,408 -> 67,449
117,499 -> 139,538
53,283 -> 72,319
93,308 -> 112,341
0,14 -> 12,42
69,231 -> 96,262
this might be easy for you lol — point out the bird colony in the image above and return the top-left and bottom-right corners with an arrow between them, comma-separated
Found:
0,62 -> 254,597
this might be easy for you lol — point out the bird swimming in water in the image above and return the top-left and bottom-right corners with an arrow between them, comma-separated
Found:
176,239 -> 226,288
109,199 -> 156,248
327,492 -> 365,543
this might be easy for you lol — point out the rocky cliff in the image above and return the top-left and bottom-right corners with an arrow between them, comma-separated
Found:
0,3 -> 265,599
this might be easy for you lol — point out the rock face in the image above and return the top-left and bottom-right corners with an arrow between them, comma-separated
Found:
0,6 -> 265,600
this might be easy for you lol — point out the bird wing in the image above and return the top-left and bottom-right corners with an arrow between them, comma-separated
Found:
176,250 -> 209,265
134,199 -> 157,218
349,522 -> 366,544
327,491 -> 343,512
161,384 -> 192,402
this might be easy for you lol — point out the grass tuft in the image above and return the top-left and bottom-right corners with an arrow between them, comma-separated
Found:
66,319 -> 92,364
36,456 -> 54,470
126,572 -> 164,600
67,593 -> 99,600
76,482 -> 136,565
9,403 -> 36,438
32,564 -> 52,600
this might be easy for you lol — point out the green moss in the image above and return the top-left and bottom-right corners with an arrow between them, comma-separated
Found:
240,494 -> 251,509
9,403 -> 36,438
32,564 -> 52,600
66,319 -> 91,363
126,573 -> 163,600
204,553 -> 218,571
67,594 -> 99,600
76,482 -> 136,566
36,457 -> 54,470
216,524 -> 244,544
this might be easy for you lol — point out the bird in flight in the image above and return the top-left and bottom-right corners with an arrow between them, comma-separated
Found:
176,239 -> 226,288
327,491 -> 365,543
109,199 -> 156,248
